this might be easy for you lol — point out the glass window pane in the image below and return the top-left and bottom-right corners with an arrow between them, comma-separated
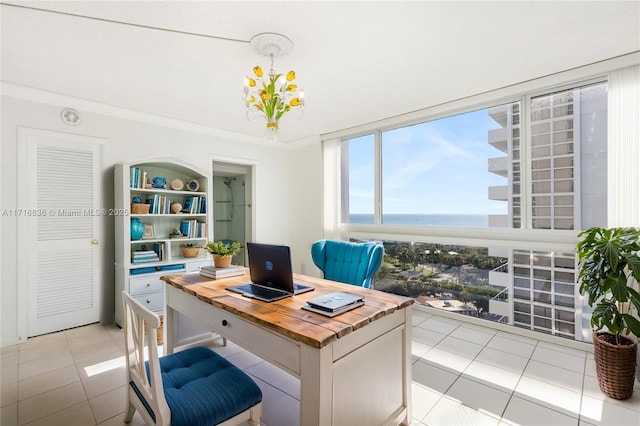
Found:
379,103 -> 518,227
343,134 -> 375,223
529,82 -> 606,230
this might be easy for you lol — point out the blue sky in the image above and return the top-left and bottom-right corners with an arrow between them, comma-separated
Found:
349,108 -> 508,215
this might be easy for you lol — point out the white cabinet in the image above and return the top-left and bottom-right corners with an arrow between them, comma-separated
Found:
114,159 -> 212,327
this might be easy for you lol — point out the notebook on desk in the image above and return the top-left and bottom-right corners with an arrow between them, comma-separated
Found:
226,242 -> 314,302
302,292 -> 365,317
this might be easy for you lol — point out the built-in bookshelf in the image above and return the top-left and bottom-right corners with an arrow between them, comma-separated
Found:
114,159 -> 212,327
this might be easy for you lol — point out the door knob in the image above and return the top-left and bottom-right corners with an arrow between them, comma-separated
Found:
91,239 -> 99,245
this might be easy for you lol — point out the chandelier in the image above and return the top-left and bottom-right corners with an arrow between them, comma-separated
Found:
243,33 -> 304,135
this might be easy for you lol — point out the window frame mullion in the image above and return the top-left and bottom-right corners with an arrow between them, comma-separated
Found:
374,129 -> 382,225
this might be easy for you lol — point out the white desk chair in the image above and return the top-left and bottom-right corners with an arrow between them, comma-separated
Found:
122,291 -> 262,426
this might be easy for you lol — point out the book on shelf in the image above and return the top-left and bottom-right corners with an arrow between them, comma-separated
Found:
132,256 -> 159,263
182,196 -> 207,214
146,194 -> 172,214
132,248 -> 160,263
179,220 -> 206,238
153,242 -> 167,261
199,264 -> 245,279
130,167 -> 149,189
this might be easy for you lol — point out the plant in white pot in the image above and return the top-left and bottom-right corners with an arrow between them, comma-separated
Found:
577,227 -> 640,400
206,240 -> 242,268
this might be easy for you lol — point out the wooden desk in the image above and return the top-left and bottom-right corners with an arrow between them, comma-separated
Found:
162,272 -> 414,426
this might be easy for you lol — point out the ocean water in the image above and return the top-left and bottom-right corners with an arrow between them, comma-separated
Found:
349,214 -> 489,227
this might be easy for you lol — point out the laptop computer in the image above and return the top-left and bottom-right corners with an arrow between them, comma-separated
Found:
226,242 -> 314,302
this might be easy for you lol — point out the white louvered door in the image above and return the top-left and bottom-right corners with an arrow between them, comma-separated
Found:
19,128 -> 103,337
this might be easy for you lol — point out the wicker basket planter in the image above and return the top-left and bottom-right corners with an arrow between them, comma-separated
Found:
593,331 -> 638,400
131,203 -> 150,214
213,254 -> 232,268
181,246 -> 201,258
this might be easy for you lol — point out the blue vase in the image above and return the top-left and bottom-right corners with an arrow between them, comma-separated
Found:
131,218 -> 145,241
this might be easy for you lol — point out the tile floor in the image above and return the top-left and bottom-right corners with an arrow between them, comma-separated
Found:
1,308 -> 639,426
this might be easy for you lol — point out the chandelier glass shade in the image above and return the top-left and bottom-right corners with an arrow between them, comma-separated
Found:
243,33 -> 304,135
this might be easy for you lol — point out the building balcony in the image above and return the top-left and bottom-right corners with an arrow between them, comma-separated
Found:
488,127 -> 509,153
488,185 -> 508,201
488,156 -> 509,177
488,104 -> 510,127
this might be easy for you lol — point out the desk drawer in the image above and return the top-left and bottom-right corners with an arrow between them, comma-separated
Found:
185,260 -> 211,273
130,276 -> 164,295
134,292 -> 163,312
167,286 -> 301,375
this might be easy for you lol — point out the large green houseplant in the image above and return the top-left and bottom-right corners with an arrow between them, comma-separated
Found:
577,227 -> 640,399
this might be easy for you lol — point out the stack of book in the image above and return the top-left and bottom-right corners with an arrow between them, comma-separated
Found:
132,250 -> 159,263
199,264 -> 245,279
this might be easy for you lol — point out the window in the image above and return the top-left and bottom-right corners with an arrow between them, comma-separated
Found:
338,80 -> 608,342
341,82 -> 607,230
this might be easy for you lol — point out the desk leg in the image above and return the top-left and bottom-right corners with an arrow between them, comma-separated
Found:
164,304 -> 176,355
300,345 -> 332,426
402,307 -> 413,425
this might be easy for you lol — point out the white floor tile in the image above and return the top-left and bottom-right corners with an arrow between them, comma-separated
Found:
418,316 -> 462,335
420,346 -> 474,375
246,361 -> 300,400
18,365 -> 79,400
412,326 -> 448,347
474,346 -> 529,375
522,359 -> 584,393
514,375 -> 582,418
412,339 -> 433,360
445,376 -> 511,420
88,385 -> 126,424
462,360 -> 522,392
502,395 -> 579,426
486,334 -> 536,359
451,322 -> 497,346
580,393 -> 640,425
412,359 -> 459,394
252,376 -> 299,426
0,403 -> 18,426
424,395 -> 500,426
412,382 -> 442,421
18,382 -> 87,425
531,345 -> 586,374
18,350 -> 75,381
23,401 -> 95,426
437,335 -> 485,359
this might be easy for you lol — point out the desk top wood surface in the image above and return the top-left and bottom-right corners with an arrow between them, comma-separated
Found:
162,271 -> 414,348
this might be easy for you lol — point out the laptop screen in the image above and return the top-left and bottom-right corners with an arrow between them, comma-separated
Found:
246,242 -> 294,293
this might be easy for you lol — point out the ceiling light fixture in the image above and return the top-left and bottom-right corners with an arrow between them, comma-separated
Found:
243,33 -> 304,138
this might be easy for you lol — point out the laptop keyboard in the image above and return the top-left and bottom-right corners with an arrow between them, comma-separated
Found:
244,284 -> 288,300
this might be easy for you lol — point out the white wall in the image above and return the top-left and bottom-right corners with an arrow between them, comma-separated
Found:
0,94 -> 324,347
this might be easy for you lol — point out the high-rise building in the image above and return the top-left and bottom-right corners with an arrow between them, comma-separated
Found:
487,84 -> 608,340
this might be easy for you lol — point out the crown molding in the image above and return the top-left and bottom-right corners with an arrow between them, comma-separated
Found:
0,81 -> 312,148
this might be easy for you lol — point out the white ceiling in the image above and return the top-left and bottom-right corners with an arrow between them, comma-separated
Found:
2,1 -> 639,144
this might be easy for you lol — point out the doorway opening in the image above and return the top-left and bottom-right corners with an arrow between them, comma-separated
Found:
212,162 -> 253,266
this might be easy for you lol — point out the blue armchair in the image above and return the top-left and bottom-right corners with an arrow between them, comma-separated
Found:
311,239 -> 383,288
122,292 -> 262,426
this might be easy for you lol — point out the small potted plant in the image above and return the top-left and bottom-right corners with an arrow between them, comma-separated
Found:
206,240 -> 242,268
577,226 -> 640,400
180,243 -> 202,258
